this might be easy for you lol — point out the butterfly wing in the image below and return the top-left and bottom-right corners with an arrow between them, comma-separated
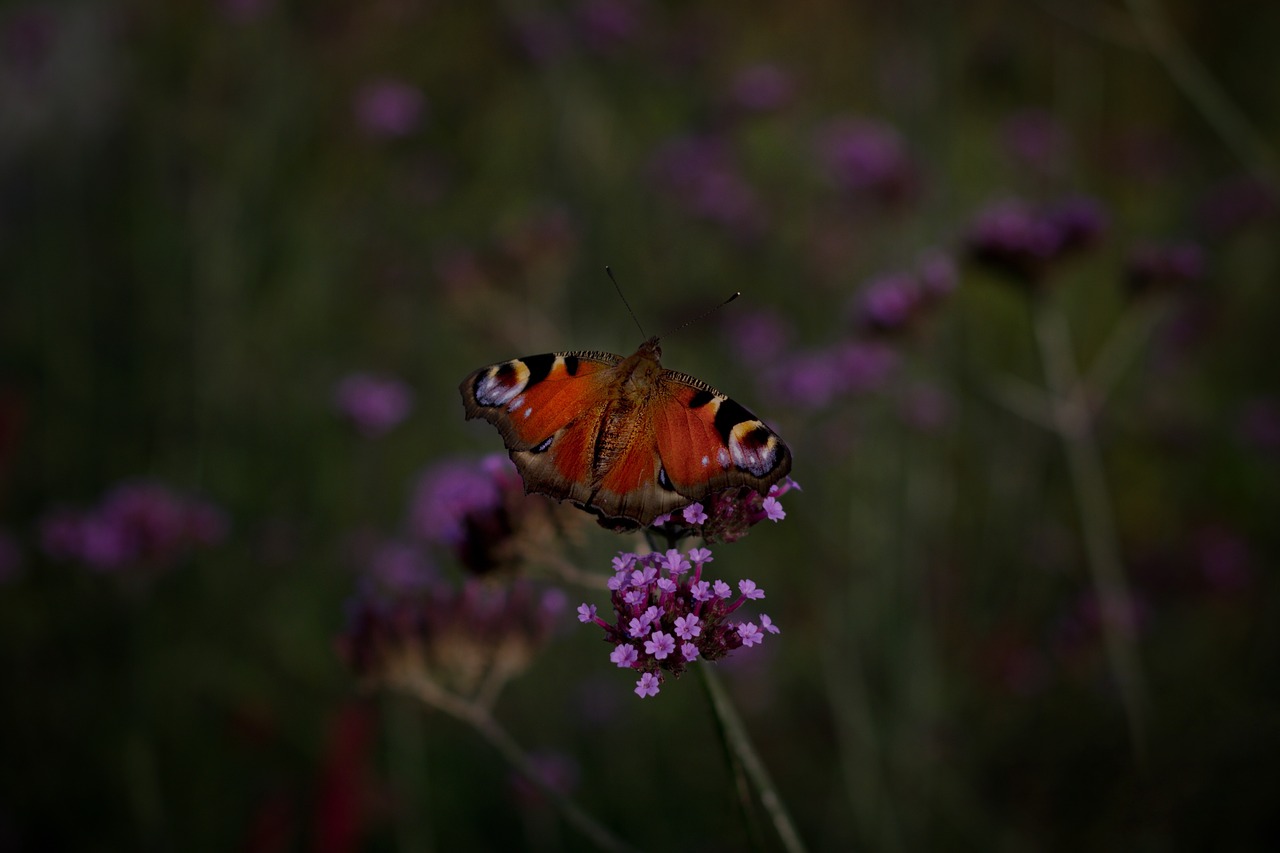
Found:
460,350 -> 621,510
650,370 -> 793,503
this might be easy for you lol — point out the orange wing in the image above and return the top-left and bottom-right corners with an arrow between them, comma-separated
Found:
461,344 -> 792,528
460,350 -> 619,510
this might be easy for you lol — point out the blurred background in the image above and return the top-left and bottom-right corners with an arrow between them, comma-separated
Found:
2,0 -> 1278,850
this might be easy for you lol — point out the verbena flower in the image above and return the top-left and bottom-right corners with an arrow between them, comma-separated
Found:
728,62 -> 795,113
814,118 -> 917,206
966,196 -> 1108,286
410,455 -> 580,574
333,373 -> 414,438
578,546 -> 781,698
648,133 -> 766,237
38,481 -> 228,572
338,578 -> 565,701
649,477 -> 799,544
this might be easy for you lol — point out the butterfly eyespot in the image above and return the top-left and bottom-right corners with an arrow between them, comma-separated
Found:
729,420 -> 780,477
532,435 -> 554,453
475,361 -> 530,407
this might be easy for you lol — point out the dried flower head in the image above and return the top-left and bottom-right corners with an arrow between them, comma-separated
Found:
339,579 -> 566,704
578,546 -> 781,698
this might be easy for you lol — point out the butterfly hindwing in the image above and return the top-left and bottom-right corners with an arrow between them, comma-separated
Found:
653,376 -> 792,499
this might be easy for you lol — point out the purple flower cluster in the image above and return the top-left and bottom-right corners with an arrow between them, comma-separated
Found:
965,196 -> 1108,285
353,79 -> 427,139
340,579 -> 566,696
333,373 -> 414,438
815,118 -> 917,206
852,250 -> 958,335
577,547 -> 780,698
39,481 -> 227,572
648,134 -> 766,237
410,455 -> 576,574
1125,241 -> 1206,297
646,477 -> 799,544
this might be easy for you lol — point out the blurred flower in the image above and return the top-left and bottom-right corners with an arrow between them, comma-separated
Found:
1196,175 -> 1280,237
0,529 -> 21,584
508,750 -> 580,807
353,79 -> 426,139
728,62 -> 795,113
854,272 -> 921,333
965,195 -> 1108,285
917,249 -> 959,300
765,341 -> 899,409
1238,397 -> 1280,453
1000,109 -> 1069,176
332,373 -> 413,438
574,0 -> 643,54
38,481 -> 228,572
339,579 -> 564,702
578,546 -> 779,698
648,477 -> 798,544
648,134 -> 766,236
815,118 -> 916,205
1125,241 -> 1205,297
410,455 -> 578,574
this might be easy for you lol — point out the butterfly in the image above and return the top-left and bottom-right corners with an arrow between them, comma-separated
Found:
460,336 -> 792,528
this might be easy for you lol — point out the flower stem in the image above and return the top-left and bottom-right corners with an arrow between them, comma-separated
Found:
395,674 -> 637,853
697,666 -> 809,853
1031,297 -> 1148,757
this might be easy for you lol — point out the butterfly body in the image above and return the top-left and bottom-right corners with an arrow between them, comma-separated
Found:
460,337 -> 791,527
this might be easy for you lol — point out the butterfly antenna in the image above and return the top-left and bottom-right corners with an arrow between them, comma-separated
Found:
606,266 -> 647,339
663,291 -> 741,340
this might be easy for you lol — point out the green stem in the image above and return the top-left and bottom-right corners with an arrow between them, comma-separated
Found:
697,666 -> 809,853
396,675 -> 637,853
1031,298 -> 1148,757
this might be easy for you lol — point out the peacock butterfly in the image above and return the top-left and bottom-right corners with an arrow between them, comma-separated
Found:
460,335 -> 792,528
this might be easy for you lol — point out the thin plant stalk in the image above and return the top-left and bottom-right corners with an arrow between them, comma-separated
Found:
1031,297 -> 1148,756
393,673 -> 637,853
697,665 -> 809,853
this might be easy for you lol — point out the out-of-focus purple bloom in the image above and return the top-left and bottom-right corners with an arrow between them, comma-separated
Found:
333,373 -> 413,438
353,79 -> 426,139
1196,176 -> 1280,237
729,63 -> 795,112
764,342 -> 898,409
38,481 -> 228,572
918,250 -> 959,300
966,196 -> 1107,285
574,0 -> 643,54
834,341 -> 900,394
815,118 -> 916,205
410,457 -> 506,548
1000,109 -> 1069,176
0,529 -> 21,584
648,134 -> 766,236
1238,398 -> 1280,453
856,272 -> 921,332
1125,241 -> 1206,297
